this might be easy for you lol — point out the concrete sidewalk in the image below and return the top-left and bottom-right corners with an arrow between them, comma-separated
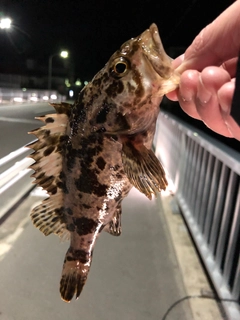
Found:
0,188 -> 222,320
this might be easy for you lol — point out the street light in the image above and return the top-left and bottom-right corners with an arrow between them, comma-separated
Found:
0,18 -> 12,29
60,51 -> 68,58
48,50 -> 69,90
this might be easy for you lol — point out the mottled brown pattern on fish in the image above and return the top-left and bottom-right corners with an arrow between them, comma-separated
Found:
28,23 -> 180,302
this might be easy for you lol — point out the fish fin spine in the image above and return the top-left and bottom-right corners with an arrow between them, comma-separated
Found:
104,204 -> 122,236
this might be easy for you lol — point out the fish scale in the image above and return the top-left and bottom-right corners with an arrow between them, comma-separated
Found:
28,23 -> 180,302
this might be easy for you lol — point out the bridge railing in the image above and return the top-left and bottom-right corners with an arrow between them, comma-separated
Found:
0,145 -> 35,220
154,111 -> 240,320
0,87 -> 65,104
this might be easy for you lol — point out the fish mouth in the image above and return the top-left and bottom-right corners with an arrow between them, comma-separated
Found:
140,23 -> 172,79
139,23 -> 180,94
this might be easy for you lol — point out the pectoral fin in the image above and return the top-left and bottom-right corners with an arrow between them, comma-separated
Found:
121,141 -> 167,199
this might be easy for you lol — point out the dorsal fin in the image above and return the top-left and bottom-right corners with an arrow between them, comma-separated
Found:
27,102 -> 72,239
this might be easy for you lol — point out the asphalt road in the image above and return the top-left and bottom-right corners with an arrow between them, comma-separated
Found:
0,188 -> 192,320
0,102 -> 56,159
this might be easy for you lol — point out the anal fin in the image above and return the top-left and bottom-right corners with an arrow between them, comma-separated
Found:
104,204 -> 122,236
31,194 -> 70,240
122,140 -> 167,199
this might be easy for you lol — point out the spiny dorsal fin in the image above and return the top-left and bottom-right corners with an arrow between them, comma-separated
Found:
50,102 -> 72,116
27,103 -> 72,239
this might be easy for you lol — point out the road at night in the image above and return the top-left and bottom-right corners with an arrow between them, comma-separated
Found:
0,102 -> 55,158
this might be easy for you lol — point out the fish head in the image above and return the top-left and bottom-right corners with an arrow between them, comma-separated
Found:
87,23 -> 179,133
104,23 -> 180,106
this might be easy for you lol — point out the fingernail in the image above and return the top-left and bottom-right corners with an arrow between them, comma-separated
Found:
197,76 -> 212,104
220,101 -> 229,114
179,83 -> 193,102
181,95 -> 192,102
224,120 -> 234,137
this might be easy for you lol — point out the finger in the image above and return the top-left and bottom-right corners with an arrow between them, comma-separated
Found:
195,67 -> 233,136
165,89 -> 179,101
221,58 -> 238,78
171,54 -> 184,69
218,79 -> 235,115
165,55 -> 184,100
223,116 -> 240,141
218,80 -> 240,140
177,70 -> 201,120
176,1 -> 240,73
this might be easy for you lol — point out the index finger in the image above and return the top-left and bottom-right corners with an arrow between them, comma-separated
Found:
176,1 -> 240,73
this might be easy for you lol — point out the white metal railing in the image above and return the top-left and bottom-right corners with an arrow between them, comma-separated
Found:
0,145 -> 35,220
154,111 -> 240,320
0,87 -> 66,104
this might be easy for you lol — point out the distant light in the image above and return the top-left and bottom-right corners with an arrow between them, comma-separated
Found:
43,95 -> 49,101
65,78 -> 71,88
13,97 -> 23,102
75,79 -> 82,86
84,81 -> 88,86
193,132 -> 198,137
30,96 -> 38,102
22,88 -> 27,92
50,94 -> 57,100
69,90 -> 74,98
0,18 -> 12,29
60,51 -> 68,58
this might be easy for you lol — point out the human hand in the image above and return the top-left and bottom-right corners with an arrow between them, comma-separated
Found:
166,1 -> 240,140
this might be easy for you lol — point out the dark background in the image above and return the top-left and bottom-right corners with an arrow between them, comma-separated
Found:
0,0 -> 239,151
0,0 -> 233,79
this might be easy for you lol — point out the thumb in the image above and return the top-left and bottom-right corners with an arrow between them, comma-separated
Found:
177,1 -> 240,73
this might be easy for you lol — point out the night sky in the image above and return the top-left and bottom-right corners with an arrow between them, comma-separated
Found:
0,0 -> 233,80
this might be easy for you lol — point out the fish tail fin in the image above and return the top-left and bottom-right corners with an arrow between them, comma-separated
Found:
60,248 -> 92,302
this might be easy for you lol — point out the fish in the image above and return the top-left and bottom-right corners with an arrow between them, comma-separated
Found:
28,23 -> 180,302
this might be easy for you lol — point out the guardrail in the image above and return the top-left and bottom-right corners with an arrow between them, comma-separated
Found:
0,145 -> 35,220
154,111 -> 240,320
0,87 -> 66,104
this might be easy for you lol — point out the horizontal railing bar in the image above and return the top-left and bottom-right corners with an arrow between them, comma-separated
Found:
0,142 -> 37,220
0,157 -> 34,189
0,147 -> 29,167
0,140 -> 36,169
0,168 -> 34,220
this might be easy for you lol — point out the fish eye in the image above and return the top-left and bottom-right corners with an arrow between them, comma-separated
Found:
111,57 -> 129,78
115,61 -> 127,74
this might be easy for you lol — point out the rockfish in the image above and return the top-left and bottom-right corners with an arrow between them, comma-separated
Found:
28,23 -> 179,302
